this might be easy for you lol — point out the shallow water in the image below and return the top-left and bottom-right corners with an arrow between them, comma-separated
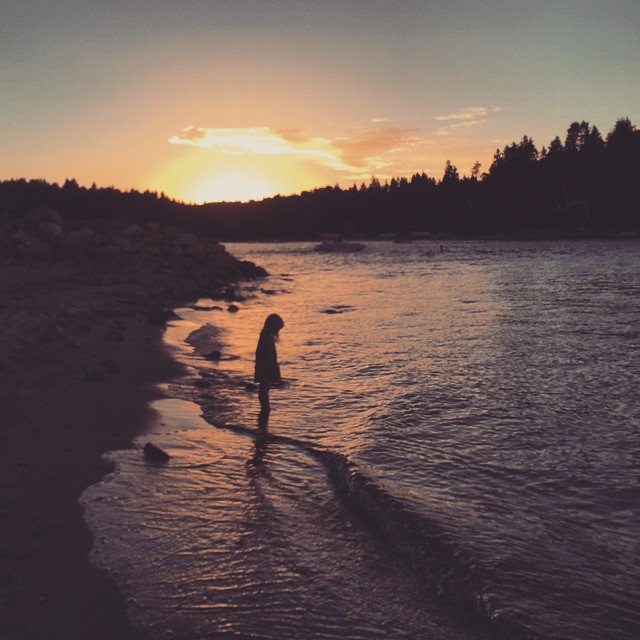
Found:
83,240 -> 640,639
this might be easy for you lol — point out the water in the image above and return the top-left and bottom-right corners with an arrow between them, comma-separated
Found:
82,240 -> 640,639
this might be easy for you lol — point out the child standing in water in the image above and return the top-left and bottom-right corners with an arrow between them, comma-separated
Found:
254,313 -> 284,415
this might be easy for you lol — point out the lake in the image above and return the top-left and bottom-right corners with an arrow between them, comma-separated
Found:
83,239 -> 640,639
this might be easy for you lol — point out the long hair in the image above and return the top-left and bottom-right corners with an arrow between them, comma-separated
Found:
262,313 -> 284,338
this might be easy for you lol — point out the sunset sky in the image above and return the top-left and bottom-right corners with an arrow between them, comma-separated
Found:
2,1 -> 639,203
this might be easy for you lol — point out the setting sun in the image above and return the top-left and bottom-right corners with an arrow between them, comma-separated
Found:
148,139 -> 328,204
146,150 -> 282,204
189,172 -> 279,204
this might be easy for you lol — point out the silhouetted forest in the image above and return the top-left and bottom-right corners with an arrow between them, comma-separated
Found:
2,118 -> 639,240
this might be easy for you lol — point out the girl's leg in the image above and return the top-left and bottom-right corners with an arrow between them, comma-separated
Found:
258,382 -> 271,413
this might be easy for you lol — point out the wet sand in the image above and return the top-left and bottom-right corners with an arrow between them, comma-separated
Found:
0,260 -> 221,639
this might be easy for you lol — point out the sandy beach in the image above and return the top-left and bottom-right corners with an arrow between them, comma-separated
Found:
0,234 -> 259,639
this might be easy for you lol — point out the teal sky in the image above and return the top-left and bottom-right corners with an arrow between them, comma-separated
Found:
2,1 -> 639,202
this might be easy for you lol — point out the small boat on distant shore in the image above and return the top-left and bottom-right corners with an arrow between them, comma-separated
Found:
313,235 -> 366,253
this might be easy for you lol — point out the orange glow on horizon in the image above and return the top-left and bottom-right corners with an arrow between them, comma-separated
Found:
188,172 -> 281,204
147,141 -> 328,204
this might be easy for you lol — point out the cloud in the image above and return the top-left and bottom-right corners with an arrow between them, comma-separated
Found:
435,106 -> 504,122
168,125 -> 435,177
435,119 -> 487,136
434,106 -> 504,136
169,126 -> 359,172
336,127 -> 427,167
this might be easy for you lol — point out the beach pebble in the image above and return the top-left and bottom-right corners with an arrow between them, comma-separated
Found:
143,443 -> 170,462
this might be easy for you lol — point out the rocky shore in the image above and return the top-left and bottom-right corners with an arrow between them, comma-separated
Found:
0,207 -> 266,639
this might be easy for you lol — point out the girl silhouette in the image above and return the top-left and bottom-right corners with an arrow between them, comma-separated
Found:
254,313 -> 284,415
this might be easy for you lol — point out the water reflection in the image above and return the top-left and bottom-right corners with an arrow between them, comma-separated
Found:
247,413 -> 270,473
83,240 -> 640,640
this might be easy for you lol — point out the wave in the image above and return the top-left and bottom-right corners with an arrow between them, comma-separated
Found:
210,420 -> 537,640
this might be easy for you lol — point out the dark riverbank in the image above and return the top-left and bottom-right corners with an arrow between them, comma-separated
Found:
0,219 -> 264,639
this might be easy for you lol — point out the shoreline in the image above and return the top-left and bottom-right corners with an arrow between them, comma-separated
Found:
0,255 -> 251,639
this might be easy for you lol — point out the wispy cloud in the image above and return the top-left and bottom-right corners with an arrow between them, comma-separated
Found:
168,125 -> 435,177
336,127 -> 427,167
168,126 -> 348,169
434,106 -> 504,136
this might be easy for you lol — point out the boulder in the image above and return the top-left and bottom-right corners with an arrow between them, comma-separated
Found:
38,222 -> 64,240
113,236 -> 141,253
66,228 -> 99,245
24,206 -> 62,226
120,224 -> 145,239
238,260 -> 268,278
174,233 -> 206,261
12,230 -> 50,256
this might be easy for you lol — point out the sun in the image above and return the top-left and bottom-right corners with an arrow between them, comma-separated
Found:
189,172 -> 279,204
147,144 -> 330,204
147,150 -> 286,204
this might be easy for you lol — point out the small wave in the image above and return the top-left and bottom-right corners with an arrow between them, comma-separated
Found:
321,305 -> 356,314
209,420 -> 536,640
315,450 -> 536,640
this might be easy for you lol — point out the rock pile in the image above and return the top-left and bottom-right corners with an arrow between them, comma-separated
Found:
0,205 -> 267,300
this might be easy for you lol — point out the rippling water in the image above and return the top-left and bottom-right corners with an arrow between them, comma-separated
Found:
83,240 -> 640,639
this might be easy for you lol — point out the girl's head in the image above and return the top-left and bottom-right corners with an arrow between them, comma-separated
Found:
262,313 -> 285,337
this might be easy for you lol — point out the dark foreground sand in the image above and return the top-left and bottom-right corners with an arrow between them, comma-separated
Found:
0,255 -> 249,639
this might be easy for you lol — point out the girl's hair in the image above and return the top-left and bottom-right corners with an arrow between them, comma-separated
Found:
262,313 -> 285,336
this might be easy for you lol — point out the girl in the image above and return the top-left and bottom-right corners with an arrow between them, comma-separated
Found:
254,313 -> 284,414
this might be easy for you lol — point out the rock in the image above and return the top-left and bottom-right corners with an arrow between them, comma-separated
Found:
24,206 -> 62,226
143,442 -> 170,462
113,236 -> 140,253
143,222 -> 160,235
147,309 -> 180,325
238,260 -> 268,277
222,287 -> 246,302
174,232 -> 206,261
38,222 -> 64,240
120,224 -> 145,239
204,350 -> 221,361
66,228 -> 97,244
227,304 -> 239,313
12,230 -> 50,256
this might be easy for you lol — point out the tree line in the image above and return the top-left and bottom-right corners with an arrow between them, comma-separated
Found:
1,117 -> 639,240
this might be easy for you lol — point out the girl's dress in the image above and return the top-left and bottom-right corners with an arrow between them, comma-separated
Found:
254,331 -> 281,384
